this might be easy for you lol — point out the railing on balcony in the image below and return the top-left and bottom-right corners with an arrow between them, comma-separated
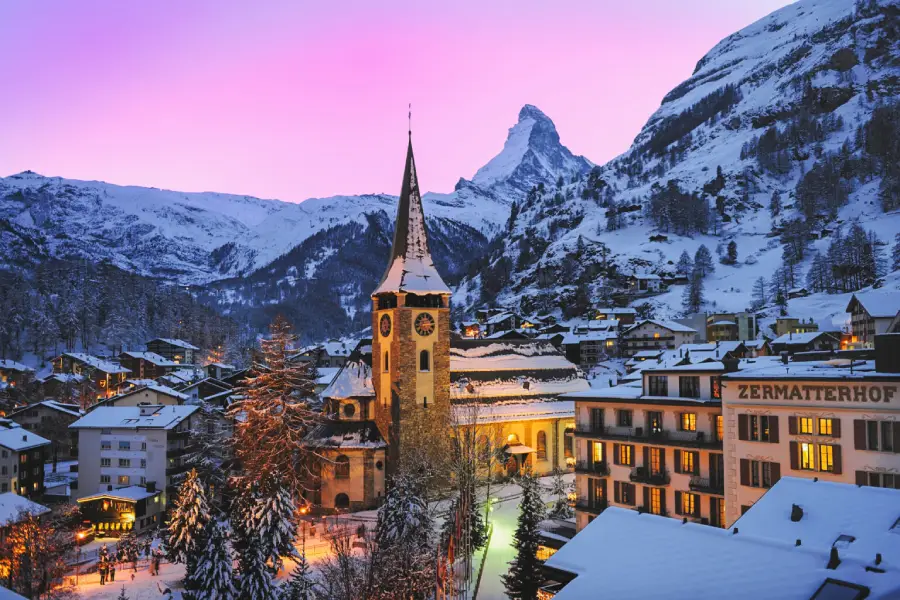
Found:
689,476 -> 725,495
575,499 -> 607,514
574,461 -> 610,476
575,424 -> 722,449
629,467 -> 671,486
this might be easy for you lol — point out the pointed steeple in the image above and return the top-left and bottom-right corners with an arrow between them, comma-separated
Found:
373,135 -> 450,296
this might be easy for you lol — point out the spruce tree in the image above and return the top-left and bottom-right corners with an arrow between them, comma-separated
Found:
682,270 -> 704,315
117,586 -> 129,600
769,191 -> 782,219
502,473 -> 547,600
232,475 -> 298,573
751,277 -> 768,311
192,519 -> 237,600
893,233 -> 900,272
282,554 -> 316,600
723,241 -> 738,265
166,468 -> 211,587
675,251 -> 693,276
238,544 -> 280,600
693,245 -> 715,277
183,399 -> 230,495
547,468 -> 574,519
440,486 -> 488,555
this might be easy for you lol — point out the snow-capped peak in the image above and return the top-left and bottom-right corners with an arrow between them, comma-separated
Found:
471,104 -> 592,190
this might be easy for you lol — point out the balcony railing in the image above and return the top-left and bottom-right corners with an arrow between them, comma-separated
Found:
629,467 -> 671,486
689,476 -> 725,495
574,461 -> 610,476
575,425 -> 723,449
575,499 -> 607,514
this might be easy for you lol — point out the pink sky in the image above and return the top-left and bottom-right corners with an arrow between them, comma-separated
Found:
0,0 -> 793,202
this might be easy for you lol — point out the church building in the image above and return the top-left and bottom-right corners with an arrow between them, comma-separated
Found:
306,134 -> 587,511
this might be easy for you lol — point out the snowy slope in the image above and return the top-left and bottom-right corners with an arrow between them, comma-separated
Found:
457,0 -> 900,333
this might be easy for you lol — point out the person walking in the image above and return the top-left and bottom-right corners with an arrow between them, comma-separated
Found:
109,557 -> 116,583
99,560 -> 107,586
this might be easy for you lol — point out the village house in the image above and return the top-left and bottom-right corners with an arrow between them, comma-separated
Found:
0,360 -> 33,389
0,422 -> 50,499
562,327 -> 618,367
705,312 -> 758,343
620,319 -> 697,357
628,273 -> 662,295
770,331 -> 841,355
52,353 -> 131,400
204,362 -> 236,380
176,377 -> 231,403
38,373 -> 85,400
118,351 -> 180,380
775,316 -> 819,337
846,292 -> 899,348
483,311 -> 522,336
591,307 -> 637,327
99,383 -> 188,407
145,338 -> 200,365
8,400 -> 82,462
291,339 -> 354,369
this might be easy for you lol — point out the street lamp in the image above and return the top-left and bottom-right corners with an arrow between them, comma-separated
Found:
298,506 -> 309,556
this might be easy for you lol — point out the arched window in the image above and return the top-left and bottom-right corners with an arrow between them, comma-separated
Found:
334,493 -> 350,510
335,455 -> 350,479
478,435 -> 491,462
419,350 -> 430,372
343,403 -> 356,418
383,351 -> 389,372
536,431 -> 547,460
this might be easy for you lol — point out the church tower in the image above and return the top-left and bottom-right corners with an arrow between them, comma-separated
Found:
371,133 -> 451,475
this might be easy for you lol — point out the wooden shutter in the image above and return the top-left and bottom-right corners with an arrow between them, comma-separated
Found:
788,416 -> 797,435
693,452 -> 700,476
832,445 -> 842,475
660,489 -> 667,515
643,446 -> 649,469
643,486 -> 650,511
675,490 -> 682,515
768,416 -> 779,443
738,414 -> 749,441
739,459 -> 750,486
789,441 -> 799,470
613,443 -> 620,465
855,471 -> 867,486
831,418 -> 841,438
674,449 -> 682,474
659,447 -> 666,472
893,422 -> 900,454
770,462 -> 781,485
854,420 -> 866,450
599,478 -> 607,499
614,481 -> 621,503
693,495 -> 701,518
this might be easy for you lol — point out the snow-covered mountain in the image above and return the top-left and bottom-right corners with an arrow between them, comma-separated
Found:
458,0 -> 900,333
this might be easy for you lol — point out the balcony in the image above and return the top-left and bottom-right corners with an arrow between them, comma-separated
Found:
629,467 -> 670,486
575,498 -> 607,514
688,476 -> 725,495
575,425 -> 723,450
574,461 -> 610,476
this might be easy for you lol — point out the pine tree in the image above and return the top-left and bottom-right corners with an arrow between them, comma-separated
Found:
282,554 -> 316,600
693,245 -> 715,277
232,475 -> 298,572
547,468 -> 574,519
893,233 -> 900,272
675,251 -> 693,276
192,519 -> 237,600
769,191 -> 782,219
502,473 -> 547,600
166,468 -> 211,587
238,544 -> 280,600
117,586 -> 129,600
751,277 -> 768,311
229,315 -> 319,495
722,241 -> 738,265
183,399 -> 230,495
682,270 -> 704,315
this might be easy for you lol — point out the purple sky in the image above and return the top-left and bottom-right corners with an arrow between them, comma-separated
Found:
0,0 -> 792,202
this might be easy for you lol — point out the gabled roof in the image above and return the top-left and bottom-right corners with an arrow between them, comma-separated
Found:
305,420 -> 386,449
0,427 -> 51,451
105,383 -> 189,404
0,359 -> 32,373
70,405 -> 198,430
847,292 -> 899,319
0,493 -> 50,527
147,338 -> 200,350
373,137 -> 450,295
322,360 -> 373,399
77,485 -> 161,503
119,351 -> 180,367
58,353 -> 130,374
626,319 -> 697,334
771,331 -> 838,346
9,400 -> 82,419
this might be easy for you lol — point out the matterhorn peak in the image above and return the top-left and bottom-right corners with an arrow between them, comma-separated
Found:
518,104 -> 552,123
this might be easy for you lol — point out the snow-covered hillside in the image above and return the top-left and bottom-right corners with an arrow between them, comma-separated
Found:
458,0 -> 900,334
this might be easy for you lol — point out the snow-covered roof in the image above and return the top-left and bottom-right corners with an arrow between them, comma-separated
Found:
70,405 -> 198,430
148,338 -> 200,350
60,352 -> 130,374
771,331 -> 836,346
315,367 -> 341,386
112,383 -> 189,403
561,330 -> 617,344
373,138 -> 450,295
0,493 -> 50,527
485,311 -> 517,325
847,292 -> 899,319
0,359 -> 32,373
626,319 -> 697,334
644,361 -> 725,373
723,358 -> 900,380
39,372 -> 85,384
10,400 -> 82,419
450,340 -> 579,373
563,383 -> 644,401
77,485 -> 161,503
0,427 -> 51,451
304,420 -> 386,449
322,360 -> 374,399
120,351 -> 180,367
594,307 -> 637,315
709,320 -> 737,326
208,362 -> 235,369
631,273 -> 661,280
452,400 -> 575,425
632,350 -> 664,358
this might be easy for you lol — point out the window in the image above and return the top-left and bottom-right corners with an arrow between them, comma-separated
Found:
140,459 -> 146,468
334,493 -> 350,510
141,442 -> 147,450
681,451 -> 695,474
617,410 -> 633,427
680,413 -> 697,432
119,459 -> 131,468
383,351 -> 389,373
864,472 -> 900,489
742,459 -> 780,488
614,481 -> 636,506
647,411 -> 663,435
101,458 -> 111,467
591,441 -> 603,464
343,403 -> 356,418
819,444 -> 835,472
649,447 -> 662,474
536,431 -> 547,460
0,451 -> 5,458
335,455 -> 350,479
118,475 -> 130,485
119,441 -> 131,450
679,376 -> 700,399
750,415 -> 771,442
0,467 -> 5,475
101,441 -> 111,450
564,428 -> 574,459
818,418 -> 833,436
762,462 -> 773,488
419,350 -> 430,372
649,488 -> 663,515
883,422 -> 895,452
0,483 -> 6,493
710,376 -> 721,400
680,492 -> 697,517
101,429 -> 111,435
800,417 -> 814,434
616,444 -> 633,466
800,442 -> 815,470
716,415 -> 724,442
751,460 -> 760,487
590,408 -> 604,431
648,375 -> 668,396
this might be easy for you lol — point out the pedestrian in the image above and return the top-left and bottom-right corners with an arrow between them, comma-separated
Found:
131,573 -> 136,582
99,562 -> 107,586
109,559 -> 116,582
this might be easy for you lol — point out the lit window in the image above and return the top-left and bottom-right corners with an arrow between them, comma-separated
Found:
799,417 -> 813,435
799,442 -> 815,471
716,415 -> 724,442
536,431 -> 547,460
649,488 -> 662,515
681,451 -> 694,474
118,475 -> 130,485
653,333 -> 660,339
680,413 -> 697,432
591,441 -> 603,463
650,447 -> 662,474
681,493 -> 696,516
618,444 -> 633,466
819,444 -> 834,472
818,418 -> 833,436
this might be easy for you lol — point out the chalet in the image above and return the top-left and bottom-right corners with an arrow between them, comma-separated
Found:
521,316 -> 546,330
0,423 -> 50,498
774,316 -> 819,337
145,338 -> 199,365
118,351 -> 180,380
484,312 -> 522,336
291,339 -> 354,369
741,339 -> 771,358
562,330 -> 618,367
155,367 -> 204,388
628,274 -> 662,295
0,492 -> 50,545
8,400 -> 82,462
475,307 -> 508,324
786,287 -> 810,299
846,292 -> 899,348
770,331 -> 841,355
485,329 -> 531,341
592,308 -> 637,327
77,484 -> 164,537
178,377 -> 231,403
620,320 -> 697,357
52,353 -> 131,399
38,373 -> 85,400
99,383 -> 188,407
0,360 -> 33,388
460,321 -> 482,338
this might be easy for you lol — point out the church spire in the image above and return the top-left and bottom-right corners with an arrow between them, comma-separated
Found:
373,133 -> 450,296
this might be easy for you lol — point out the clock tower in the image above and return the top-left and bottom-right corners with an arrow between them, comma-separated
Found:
371,133 -> 451,476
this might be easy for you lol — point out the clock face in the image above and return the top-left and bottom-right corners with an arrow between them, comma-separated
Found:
379,314 -> 392,337
415,312 -> 436,337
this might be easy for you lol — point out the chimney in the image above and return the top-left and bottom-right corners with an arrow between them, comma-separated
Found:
781,352 -> 790,365
22,435 -> 27,442
791,504 -> 803,522
723,357 -> 740,373
796,539 -> 802,546
827,547 -> 841,570
146,481 -> 156,493
875,334 -> 900,374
